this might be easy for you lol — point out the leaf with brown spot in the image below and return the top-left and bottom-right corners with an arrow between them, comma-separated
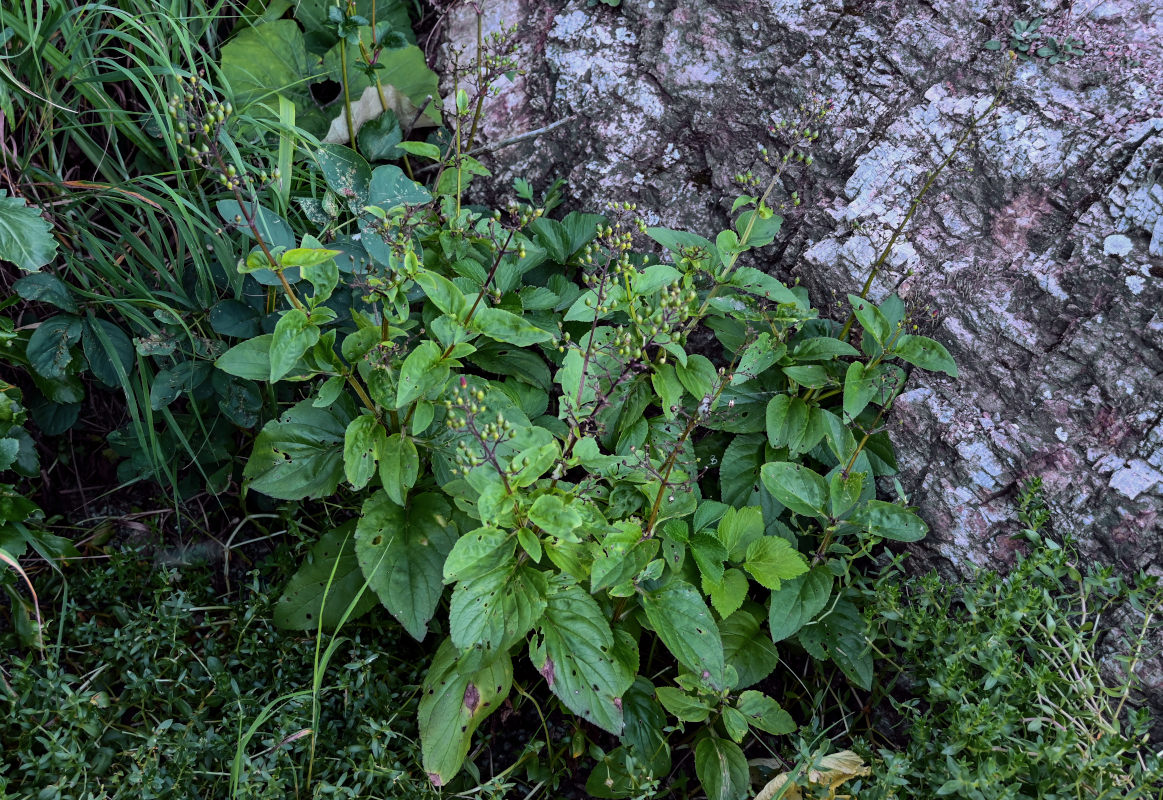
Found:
419,639 -> 512,786
529,577 -> 633,735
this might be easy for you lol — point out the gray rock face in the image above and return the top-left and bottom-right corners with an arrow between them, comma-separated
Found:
442,0 -> 1163,711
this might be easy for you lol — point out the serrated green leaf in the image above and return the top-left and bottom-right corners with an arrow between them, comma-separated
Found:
641,580 -> 725,690
732,333 -> 784,386
736,690 -> 795,735
270,309 -> 320,382
719,434 -> 764,507
244,397 -> 353,500
26,316 -> 82,380
396,340 -> 446,408
530,578 -> 633,735
215,335 -> 276,381
273,523 -> 377,629
355,491 -> 456,641
719,606 -> 780,689
369,163 -> 432,211
702,567 -> 749,620
220,19 -> 319,118
892,333 -> 958,377
443,526 -> 513,583
82,318 -> 134,387
419,639 -> 512,787
655,686 -> 711,722
768,566 -> 833,643
852,500 -> 928,541
847,293 -> 892,345
528,494 -> 582,540
379,433 -> 419,505
722,706 -> 749,743
414,269 -> 466,318
727,266 -> 797,304
14,274 -> 75,312
694,737 -> 749,800
470,306 -> 552,346
744,537 -> 808,591
760,461 -> 828,517
792,337 -> 859,361
0,191 -> 57,272
676,354 -> 718,403
343,414 -> 384,489
449,559 -> 547,653
715,505 -> 764,563
689,533 -> 728,585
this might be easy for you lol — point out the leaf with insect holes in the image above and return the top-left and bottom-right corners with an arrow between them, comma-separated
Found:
530,577 -> 633,735
343,414 -> 385,490
641,580 -> 725,690
419,638 -> 512,787
449,557 -> 547,654
355,491 -> 457,641
244,397 -> 354,500
273,522 -> 378,629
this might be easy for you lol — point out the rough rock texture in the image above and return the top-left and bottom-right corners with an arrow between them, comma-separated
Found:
441,0 -> 1163,712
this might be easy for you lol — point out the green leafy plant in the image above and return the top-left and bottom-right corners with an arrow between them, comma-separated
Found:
984,18 -> 1084,64
862,479 -> 1163,799
195,49 -> 980,791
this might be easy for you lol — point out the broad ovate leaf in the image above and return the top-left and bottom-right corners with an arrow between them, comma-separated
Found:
243,397 -> 354,500
0,190 -> 57,272
641,580 -> 726,690
529,578 -> 633,735
355,491 -> 457,641
273,522 -> 377,629
419,639 -> 512,787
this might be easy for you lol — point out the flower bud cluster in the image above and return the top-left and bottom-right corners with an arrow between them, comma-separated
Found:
443,382 -> 516,478
167,73 -> 279,194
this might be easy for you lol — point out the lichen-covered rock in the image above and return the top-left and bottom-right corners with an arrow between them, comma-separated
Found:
441,0 -> 1163,714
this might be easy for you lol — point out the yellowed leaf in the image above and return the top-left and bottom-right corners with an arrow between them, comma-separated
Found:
753,750 -> 868,800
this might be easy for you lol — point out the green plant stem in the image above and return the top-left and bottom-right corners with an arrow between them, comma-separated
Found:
837,83 -> 1006,342
464,12 -> 486,153
338,38 -> 357,156
680,148 -> 792,334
